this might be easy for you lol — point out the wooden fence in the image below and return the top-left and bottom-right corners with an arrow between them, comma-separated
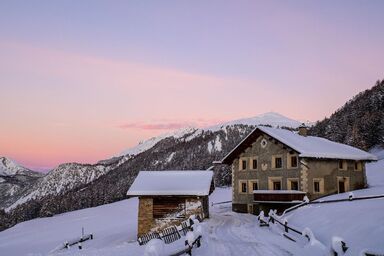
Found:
138,215 -> 201,245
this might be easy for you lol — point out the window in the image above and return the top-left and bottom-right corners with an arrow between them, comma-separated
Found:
252,159 -> 258,170
314,181 -> 320,193
290,156 -> 298,168
248,180 -> 259,194
242,160 -> 247,170
339,160 -> 347,170
273,181 -> 281,190
275,157 -> 282,169
290,180 -> 299,190
241,182 -> 247,193
268,177 -> 282,190
239,181 -> 247,193
354,161 -> 362,171
252,181 -> 258,191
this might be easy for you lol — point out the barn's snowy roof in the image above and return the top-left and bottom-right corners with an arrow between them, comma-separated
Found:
220,126 -> 377,164
126,170 -> 214,196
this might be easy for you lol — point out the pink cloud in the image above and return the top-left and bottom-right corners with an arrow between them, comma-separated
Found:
119,122 -> 194,130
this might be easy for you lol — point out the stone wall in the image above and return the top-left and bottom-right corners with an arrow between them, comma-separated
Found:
137,197 -> 153,237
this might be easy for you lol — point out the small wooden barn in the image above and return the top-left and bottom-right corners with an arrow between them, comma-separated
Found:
127,170 -> 214,237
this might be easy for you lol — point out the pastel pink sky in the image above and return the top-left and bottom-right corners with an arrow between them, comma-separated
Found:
0,1 -> 383,171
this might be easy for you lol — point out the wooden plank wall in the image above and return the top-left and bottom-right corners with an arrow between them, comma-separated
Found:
153,197 -> 186,218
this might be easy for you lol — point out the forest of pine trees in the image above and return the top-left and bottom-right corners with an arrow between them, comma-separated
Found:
310,80 -> 384,150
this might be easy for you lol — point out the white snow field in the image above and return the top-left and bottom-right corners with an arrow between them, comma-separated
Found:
0,158 -> 383,255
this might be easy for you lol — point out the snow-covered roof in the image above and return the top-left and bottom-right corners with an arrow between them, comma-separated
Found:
220,126 -> 377,164
126,170 -> 214,196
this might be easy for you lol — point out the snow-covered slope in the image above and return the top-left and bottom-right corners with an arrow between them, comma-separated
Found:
0,157 -> 44,209
0,157 -> 41,177
118,112 -> 305,157
119,127 -> 198,157
1,152 -> 382,256
0,188 -> 304,256
6,162 -> 116,211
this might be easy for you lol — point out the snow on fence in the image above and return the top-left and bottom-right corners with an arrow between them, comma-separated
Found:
62,234 -> 94,249
281,193 -> 384,216
261,209 -> 363,255
169,235 -> 202,256
138,215 -> 202,246
264,211 -> 310,244
360,249 -> 384,256
211,200 -> 232,206
143,218 -> 204,256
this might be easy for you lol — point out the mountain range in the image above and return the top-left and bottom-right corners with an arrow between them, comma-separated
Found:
1,79 -> 383,231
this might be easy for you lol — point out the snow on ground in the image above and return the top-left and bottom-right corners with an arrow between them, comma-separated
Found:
284,157 -> 384,255
1,154 -> 383,255
0,187 -> 303,256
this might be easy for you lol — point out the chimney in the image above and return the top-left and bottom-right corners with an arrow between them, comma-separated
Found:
298,123 -> 308,137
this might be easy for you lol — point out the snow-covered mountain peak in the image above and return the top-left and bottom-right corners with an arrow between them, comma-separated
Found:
118,112 -> 308,157
0,157 -> 41,177
205,112 -> 304,131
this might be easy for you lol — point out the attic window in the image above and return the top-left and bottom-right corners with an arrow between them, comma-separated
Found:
260,139 -> 267,148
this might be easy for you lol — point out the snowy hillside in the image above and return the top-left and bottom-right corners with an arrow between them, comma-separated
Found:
6,160 -> 126,211
0,188 -> 304,256
118,112 -> 305,157
0,157 -> 44,209
1,156 -> 383,255
119,127 -> 199,157
0,157 -> 41,177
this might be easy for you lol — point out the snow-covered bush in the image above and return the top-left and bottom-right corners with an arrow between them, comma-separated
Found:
144,239 -> 165,256
302,228 -> 327,254
186,231 -> 196,247
332,236 -> 348,255
348,192 -> 354,200
258,210 -> 266,222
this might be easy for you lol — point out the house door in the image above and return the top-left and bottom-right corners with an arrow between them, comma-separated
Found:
338,180 -> 345,193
